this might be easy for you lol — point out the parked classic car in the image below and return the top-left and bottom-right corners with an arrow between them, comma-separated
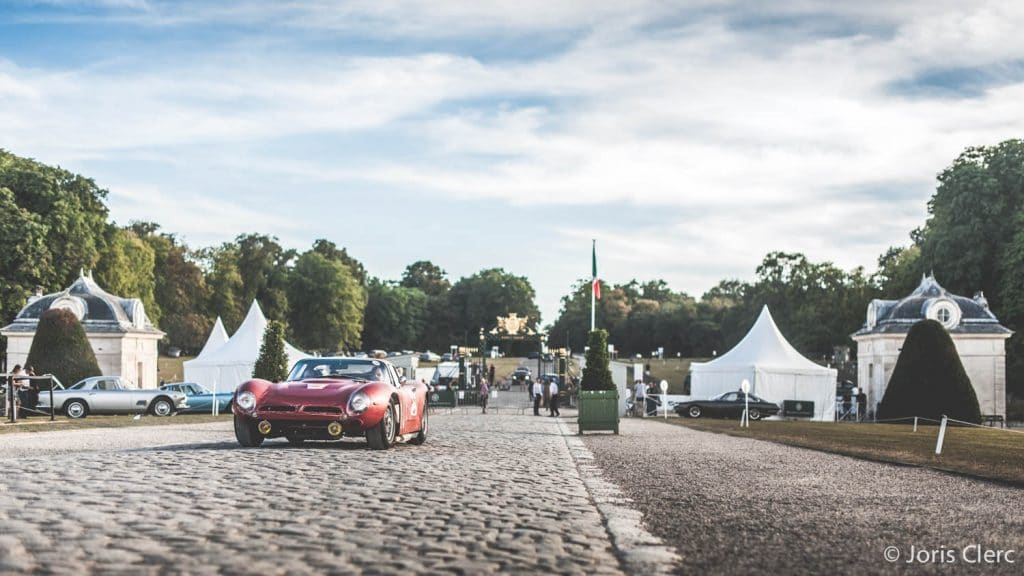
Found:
159,382 -> 233,413
37,376 -> 188,419
232,357 -> 429,449
673,391 -> 781,420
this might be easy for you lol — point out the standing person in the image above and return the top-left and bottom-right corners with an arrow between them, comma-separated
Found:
11,365 -> 28,418
479,378 -> 490,414
23,366 -> 39,414
633,379 -> 646,417
532,378 -> 543,416
548,378 -> 560,417
488,364 -> 495,388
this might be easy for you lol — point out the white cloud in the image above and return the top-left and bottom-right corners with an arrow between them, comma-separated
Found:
3,0 -> 1024,322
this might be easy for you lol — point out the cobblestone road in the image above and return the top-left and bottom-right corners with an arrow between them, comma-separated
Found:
585,418 -> 1024,575
0,413 -> 624,575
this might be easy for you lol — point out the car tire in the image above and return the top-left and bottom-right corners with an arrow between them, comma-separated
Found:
687,405 -> 702,418
748,408 -> 762,421
409,405 -> 428,445
150,397 -> 174,417
234,414 -> 264,447
285,435 -> 305,446
64,399 -> 89,419
366,402 -> 397,450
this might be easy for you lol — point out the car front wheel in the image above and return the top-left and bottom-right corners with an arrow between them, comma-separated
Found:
366,403 -> 397,450
65,399 -> 88,419
748,408 -> 762,421
234,414 -> 264,447
687,405 -> 702,418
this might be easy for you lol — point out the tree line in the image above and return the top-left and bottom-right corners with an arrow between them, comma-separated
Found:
3,139 -> 1022,396
549,139 -> 1024,397
0,149 -> 540,357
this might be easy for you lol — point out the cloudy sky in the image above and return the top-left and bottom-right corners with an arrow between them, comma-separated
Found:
2,1 -> 1024,324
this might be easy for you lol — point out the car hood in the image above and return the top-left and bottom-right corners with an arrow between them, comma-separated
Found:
261,379 -> 365,402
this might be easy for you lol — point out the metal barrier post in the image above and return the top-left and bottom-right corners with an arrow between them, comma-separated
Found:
49,375 -> 55,422
7,376 -> 15,424
935,415 -> 948,456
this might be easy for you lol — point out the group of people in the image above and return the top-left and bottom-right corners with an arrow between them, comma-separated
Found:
3,364 -> 40,418
530,377 -> 560,417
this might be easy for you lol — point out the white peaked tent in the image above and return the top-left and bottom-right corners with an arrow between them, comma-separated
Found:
690,306 -> 837,421
193,317 -> 229,360
183,301 -> 310,392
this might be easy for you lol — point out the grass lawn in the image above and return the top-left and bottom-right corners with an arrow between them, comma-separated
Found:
157,355 -> 193,383
0,413 -> 231,435
668,418 -> 1024,486
613,357 -> 708,394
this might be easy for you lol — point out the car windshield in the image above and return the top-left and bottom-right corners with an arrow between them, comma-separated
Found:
70,380 -> 89,390
288,359 -> 386,382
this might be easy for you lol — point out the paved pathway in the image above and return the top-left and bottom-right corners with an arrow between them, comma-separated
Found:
584,417 -> 1024,575
0,413 -> 624,575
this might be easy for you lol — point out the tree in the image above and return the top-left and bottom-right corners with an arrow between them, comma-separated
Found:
915,139 -> 1024,395
286,251 -> 366,353
362,279 -> 428,351
134,224 -> 211,353
25,308 -> 101,387
0,149 -> 110,290
448,268 -> 540,342
873,245 -> 922,297
253,320 -> 289,382
0,187 -> 51,324
94,226 -> 159,326
400,260 -> 450,297
581,330 -> 615,391
312,239 -> 367,286
202,244 -> 247,333
234,233 -> 295,324
878,319 -> 981,424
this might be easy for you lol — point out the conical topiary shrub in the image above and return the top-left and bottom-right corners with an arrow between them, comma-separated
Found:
878,319 -> 982,424
26,308 -> 102,387
253,320 -> 289,382
581,329 -> 615,391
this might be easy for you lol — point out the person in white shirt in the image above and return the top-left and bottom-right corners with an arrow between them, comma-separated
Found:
532,379 -> 543,416
548,379 -> 560,417
633,379 -> 646,417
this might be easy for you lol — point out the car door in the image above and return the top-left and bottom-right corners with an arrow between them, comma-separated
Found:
113,378 -> 147,413
390,365 -> 421,435
710,392 -> 738,417
88,378 -> 124,413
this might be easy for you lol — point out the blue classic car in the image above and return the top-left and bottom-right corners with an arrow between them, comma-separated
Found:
159,382 -> 233,414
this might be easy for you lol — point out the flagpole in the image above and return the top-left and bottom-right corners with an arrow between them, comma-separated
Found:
591,239 -> 596,331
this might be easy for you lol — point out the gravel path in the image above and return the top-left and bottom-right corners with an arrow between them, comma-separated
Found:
0,413 -> 623,575
583,418 -> 1024,575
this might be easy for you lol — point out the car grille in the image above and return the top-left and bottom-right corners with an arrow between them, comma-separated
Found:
303,406 -> 342,414
261,405 -> 297,412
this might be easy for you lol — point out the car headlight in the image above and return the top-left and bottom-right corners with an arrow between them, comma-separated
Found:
349,391 -> 370,413
237,391 -> 256,412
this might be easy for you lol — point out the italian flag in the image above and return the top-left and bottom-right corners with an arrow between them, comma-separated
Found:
592,241 -> 601,300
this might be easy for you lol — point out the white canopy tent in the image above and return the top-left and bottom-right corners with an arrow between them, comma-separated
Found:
690,306 -> 837,421
193,317 -> 229,360
183,301 -> 310,392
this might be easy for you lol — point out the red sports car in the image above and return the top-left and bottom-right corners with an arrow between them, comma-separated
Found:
232,357 -> 429,449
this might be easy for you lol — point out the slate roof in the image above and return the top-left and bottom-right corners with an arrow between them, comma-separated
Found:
0,272 -> 163,336
853,274 -> 1011,337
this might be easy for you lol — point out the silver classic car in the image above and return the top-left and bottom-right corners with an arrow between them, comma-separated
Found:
37,376 -> 188,419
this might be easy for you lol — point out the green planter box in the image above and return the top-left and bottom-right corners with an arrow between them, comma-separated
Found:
578,389 -> 619,434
